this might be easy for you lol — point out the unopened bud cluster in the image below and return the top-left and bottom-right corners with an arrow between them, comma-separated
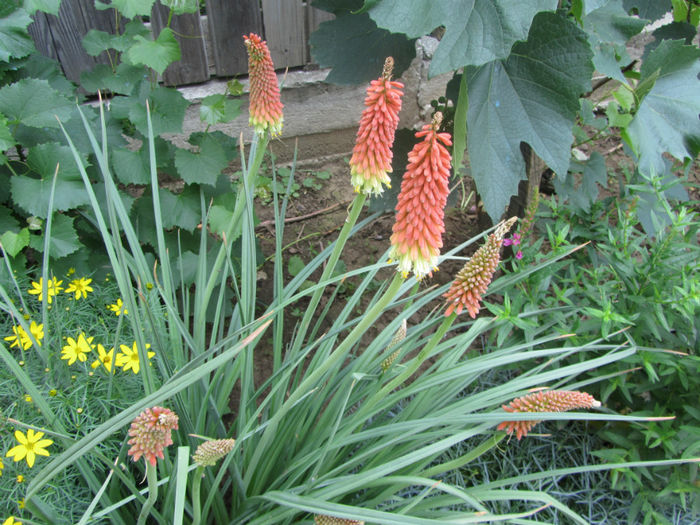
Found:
192,438 -> 236,467
381,319 -> 407,372
497,390 -> 601,440
314,515 -> 365,525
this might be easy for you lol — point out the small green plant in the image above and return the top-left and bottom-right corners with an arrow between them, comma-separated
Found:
489,171 -> 700,514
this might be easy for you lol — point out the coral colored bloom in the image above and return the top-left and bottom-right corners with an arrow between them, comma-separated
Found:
314,516 -> 364,525
116,342 -> 154,374
244,33 -> 284,137
127,406 -> 179,466
497,390 -> 601,440
192,438 -> 236,467
6,429 -> 53,468
389,112 -> 452,279
61,333 -> 95,365
443,217 -> 517,317
65,277 -> 93,300
349,57 -> 404,195
28,277 -> 63,303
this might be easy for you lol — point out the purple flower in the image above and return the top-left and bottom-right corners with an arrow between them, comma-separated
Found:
515,250 -> 523,260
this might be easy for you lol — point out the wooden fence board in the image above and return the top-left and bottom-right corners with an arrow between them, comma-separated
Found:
261,0 -> 306,68
150,5 -> 209,86
28,0 -> 117,84
27,11 -> 59,61
205,0 -> 263,77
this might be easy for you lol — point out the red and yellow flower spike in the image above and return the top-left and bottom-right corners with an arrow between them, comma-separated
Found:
389,112 -> 452,279
349,57 -> 404,195
127,406 -> 179,466
244,33 -> 284,137
497,390 -> 601,440
443,216 -> 517,317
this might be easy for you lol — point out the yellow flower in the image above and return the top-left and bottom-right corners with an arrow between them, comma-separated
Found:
65,277 -> 93,300
107,298 -> 128,316
4,321 -> 43,351
3,516 -> 21,525
6,428 -> 53,468
16,475 -> 24,483
4,326 -> 29,350
17,499 -> 24,509
27,277 -> 63,304
23,395 -> 32,403
49,389 -> 57,397
91,344 -> 116,373
116,342 -> 154,374
0,456 -> 3,476
61,333 -> 95,365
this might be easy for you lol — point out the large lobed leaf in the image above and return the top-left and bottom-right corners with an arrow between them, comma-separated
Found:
10,143 -> 91,218
0,8 -> 35,61
367,0 -> 558,76
125,27 -> 181,75
625,40 -> 700,175
0,78 -> 73,128
465,12 -> 593,221
310,10 -> 415,85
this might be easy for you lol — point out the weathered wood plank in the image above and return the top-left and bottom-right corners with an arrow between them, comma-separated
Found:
306,5 -> 335,64
29,0 -> 117,84
261,0 -> 306,68
27,11 -> 59,61
205,0 -> 263,77
150,4 -> 209,86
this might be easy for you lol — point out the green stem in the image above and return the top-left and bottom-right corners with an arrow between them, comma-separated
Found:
191,466 -> 204,525
290,193 -> 367,353
245,271 -> 404,493
137,462 -> 158,525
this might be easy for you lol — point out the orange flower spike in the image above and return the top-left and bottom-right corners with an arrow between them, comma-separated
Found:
127,406 -> 179,466
389,112 -> 452,279
443,216 -> 517,317
244,33 -> 284,137
497,390 -> 601,440
350,57 -> 404,195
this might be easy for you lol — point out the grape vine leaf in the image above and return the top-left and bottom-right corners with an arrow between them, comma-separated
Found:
96,0 -> 155,19
0,78 -> 73,128
0,113 -> 14,155
0,228 -> 29,257
582,0 -> 646,83
0,8 -> 35,61
125,27 -> 181,75
309,11 -> 415,85
23,0 -> 61,15
622,0 -> 671,20
199,94 -> 242,126
11,143 -> 91,218
367,0 -> 557,76
110,84 -> 189,136
465,12 -> 593,221
29,214 -> 81,257
175,132 -> 236,186
624,40 -> 700,175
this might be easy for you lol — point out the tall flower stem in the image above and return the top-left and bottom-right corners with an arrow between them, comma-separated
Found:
246,271 -> 404,493
286,193 -> 367,360
137,462 -> 158,525
191,465 -> 205,525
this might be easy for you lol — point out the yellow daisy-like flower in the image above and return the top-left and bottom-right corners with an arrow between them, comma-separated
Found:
116,342 -> 154,374
5,321 -> 43,351
3,516 -> 21,525
0,456 -> 4,476
61,333 -> 95,365
15,475 -> 24,483
91,344 -> 116,373
4,326 -> 29,350
65,277 -> 93,300
107,298 -> 128,316
27,277 -> 63,304
6,428 -> 53,468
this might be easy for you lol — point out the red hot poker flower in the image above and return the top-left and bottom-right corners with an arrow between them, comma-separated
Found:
349,57 -> 404,196
497,390 -> 601,440
443,216 -> 517,317
244,33 -> 284,137
127,406 -> 179,466
389,112 -> 452,279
